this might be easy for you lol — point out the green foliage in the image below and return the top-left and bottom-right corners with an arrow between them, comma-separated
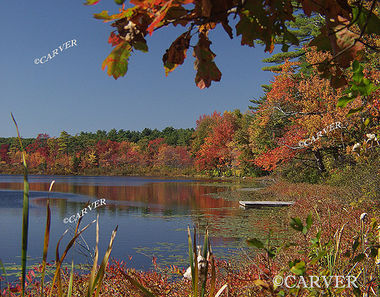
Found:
262,50 -> 305,65
247,230 -> 279,260
327,158 -> 380,202
289,260 -> 306,275
260,12 -> 324,72
0,127 -> 195,153
338,61 -> 379,115
278,158 -> 324,184
352,6 -> 380,35
58,131 -> 71,154
102,42 -> 132,79
290,214 -> 312,235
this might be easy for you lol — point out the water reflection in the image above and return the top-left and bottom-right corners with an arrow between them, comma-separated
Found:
0,175 -> 290,275
0,176 -> 235,214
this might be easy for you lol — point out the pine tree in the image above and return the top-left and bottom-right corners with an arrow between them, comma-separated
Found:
58,131 -> 71,155
250,11 -> 324,112
261,11 -> 324,72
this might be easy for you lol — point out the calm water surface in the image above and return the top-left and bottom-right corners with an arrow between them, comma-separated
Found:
0,175 -> 289,275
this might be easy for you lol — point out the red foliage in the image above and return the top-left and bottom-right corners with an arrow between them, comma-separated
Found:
254,126 -> 306,171
108,32 -> 123,46
96,140 -> 121,167
0,144 -> 10,163
195,112 -> 239,171
156,144 -> 192,167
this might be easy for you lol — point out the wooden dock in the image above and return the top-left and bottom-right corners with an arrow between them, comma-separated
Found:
239,201 -> 294,208
237,187 -> 261,192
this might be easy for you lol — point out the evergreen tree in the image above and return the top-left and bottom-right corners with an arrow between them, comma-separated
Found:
250,11 -> 324,113
261,11 -> 324,72
58,131 -> 71,155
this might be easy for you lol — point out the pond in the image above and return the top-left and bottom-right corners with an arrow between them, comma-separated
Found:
0,174 -> 290,276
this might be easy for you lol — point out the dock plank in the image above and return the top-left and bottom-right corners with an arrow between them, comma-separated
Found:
239,201 -> 294,208
237,188 -> 261,192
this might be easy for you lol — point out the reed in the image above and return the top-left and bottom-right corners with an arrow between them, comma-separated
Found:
11,113 -> 30,297
4,116 -> 119,296
120,226 -> 226,297
0,259 -> 11,293
40,182 -> 53,297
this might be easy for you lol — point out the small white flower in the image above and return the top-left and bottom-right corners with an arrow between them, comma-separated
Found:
360,213 -> 368,222
183,266 -> 192,280
183,246 -> 207,281
366,134 -> 376,140
352,143 -> 361,152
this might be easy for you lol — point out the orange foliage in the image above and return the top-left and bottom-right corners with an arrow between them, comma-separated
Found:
250,48 -> 367,171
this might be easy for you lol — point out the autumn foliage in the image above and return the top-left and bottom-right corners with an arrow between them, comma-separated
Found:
0,129 -> 195,176
249,47 -> 379,175
86,0 -> 379,89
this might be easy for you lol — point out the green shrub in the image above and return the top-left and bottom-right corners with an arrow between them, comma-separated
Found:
327,159 -> 380,202
279,161 -> 323,184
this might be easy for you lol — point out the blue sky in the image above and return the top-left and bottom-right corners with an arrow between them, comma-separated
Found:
0,0 -> 275,138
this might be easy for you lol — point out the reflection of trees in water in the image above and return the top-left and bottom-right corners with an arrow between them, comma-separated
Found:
0,180 -> 293,269
7,182 -> 291,244
3,181 -> 290,250
2,182 -> 237,218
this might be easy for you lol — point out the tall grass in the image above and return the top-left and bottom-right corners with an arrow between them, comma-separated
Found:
5,115 -> 119,296
121,226 -> 227,297
40,181 -> 53,297
11,113 -> 29,297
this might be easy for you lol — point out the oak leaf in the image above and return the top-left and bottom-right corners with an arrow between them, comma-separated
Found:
102,42 -> 132,79
236,13 -> 260,47
108,32 -> 123,46
165,6 -> 188,26
84,0 -> 100,5
193,32 -> 221,89
328,16 -> 365,68
162,32 -> 191,75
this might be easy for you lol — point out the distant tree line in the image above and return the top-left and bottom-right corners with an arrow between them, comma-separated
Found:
0,127 -> 194,156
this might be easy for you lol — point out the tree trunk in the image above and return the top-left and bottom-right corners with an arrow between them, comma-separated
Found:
314,149 -> 326,173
